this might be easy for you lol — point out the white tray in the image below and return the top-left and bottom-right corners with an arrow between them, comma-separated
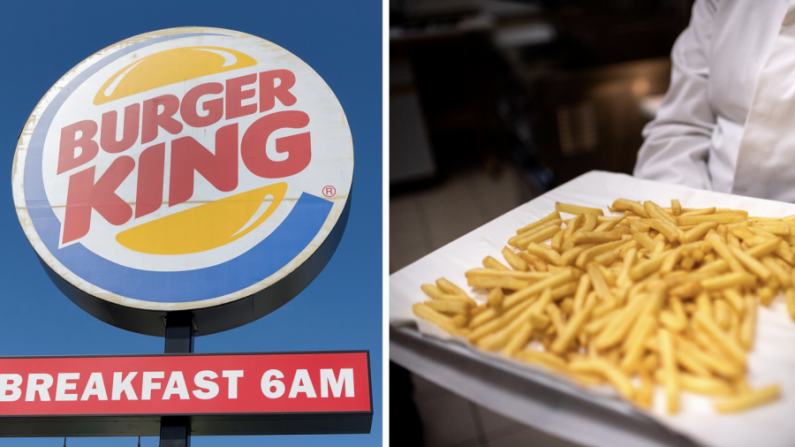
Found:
390,171 -> 795,447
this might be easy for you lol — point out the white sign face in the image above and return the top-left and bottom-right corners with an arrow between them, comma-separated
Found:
12,27 -> 353,324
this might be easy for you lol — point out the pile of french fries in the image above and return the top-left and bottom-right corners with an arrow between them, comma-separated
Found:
413,199 -> 793,414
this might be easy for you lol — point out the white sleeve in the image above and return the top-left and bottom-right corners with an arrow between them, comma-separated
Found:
633,0 -> 718,190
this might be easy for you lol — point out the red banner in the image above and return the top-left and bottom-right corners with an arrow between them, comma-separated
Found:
0,352 -> 371,417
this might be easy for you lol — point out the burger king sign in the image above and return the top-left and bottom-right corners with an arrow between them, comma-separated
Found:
12,28 -> 354,336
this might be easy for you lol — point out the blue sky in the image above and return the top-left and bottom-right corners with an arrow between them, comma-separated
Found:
0,1 -> 382,446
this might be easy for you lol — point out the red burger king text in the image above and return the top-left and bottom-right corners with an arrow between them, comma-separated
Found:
56,69 -> 310,245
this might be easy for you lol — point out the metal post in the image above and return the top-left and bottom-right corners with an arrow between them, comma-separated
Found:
160,313 -> 194,447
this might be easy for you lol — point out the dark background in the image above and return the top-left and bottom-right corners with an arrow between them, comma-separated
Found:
390,0 -> 693,445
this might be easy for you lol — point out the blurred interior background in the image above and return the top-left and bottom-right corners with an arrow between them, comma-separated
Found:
390,0 -> 693,445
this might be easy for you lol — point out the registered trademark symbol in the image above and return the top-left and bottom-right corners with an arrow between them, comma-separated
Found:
322,185 -> 336,197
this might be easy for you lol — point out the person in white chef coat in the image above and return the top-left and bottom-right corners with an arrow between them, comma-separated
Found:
634,0 -> 795,202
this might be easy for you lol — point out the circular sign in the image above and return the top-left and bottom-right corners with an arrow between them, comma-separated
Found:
12,27 -> 353,336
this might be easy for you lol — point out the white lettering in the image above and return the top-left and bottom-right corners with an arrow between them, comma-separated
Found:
25,374 -> 53,402
112,372 -> 138,401
55,373 -> 79,401
193,371 -> 219,400
222,370 -> 244,399
142,372 -> 164,400
162,372 -> 189,400
81,372 -> 108,401
288,369 -> 316,398
260,369 -> 285,399
320,368 -> 354,398
0,374 -> 22,402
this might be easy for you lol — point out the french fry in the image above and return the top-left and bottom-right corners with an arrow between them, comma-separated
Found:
655,371 -> 733,396
551,300 -> 596,354
465,269 -> 552,281
756,221 -> 790,236
671,199 -> 682,216
576,240 -> 628,268
483,255 -> 511,271
502,246 -> 529,271
645,201 -> 678,226
526,243 -> 562,265
680,207 -> 716,217
468,300 -> 535,342
763,256 -> 792,287
714,385 -> 781,413
694,312 -> 747,366
643,218 -> 681,242
551,282 -> 578,300
424,299 -> 471,314
502,270 -> 575,309
723,288 -> 745,313
683,222 -> 719,244
699,259 -> 729,275
630,250 -> 674,281
707,232 -> 745,273
595,294 -> 648,350
676,335 -> 742,379
503,322 -> 534,357
659,329 -> 679,413
514,225 -> 561,249
675,345 -> 711,377
551,228 -> 565,251
546,304 -> 565,337
570,231 -> 623,245
714,299 -> 731,330
585,309 -> 619,335
517,252 -> 548,272
619,314 -> 655,372
529,288 -> 555,321
637,373 -> 654,408
466,276 -> 530,290
776,241 -> 795,264
660,247 -> 683,274
616,248 -> 637,288
740,296 -> 756,349
632,231 -> 656,251
436,278 -> 470,297
573,274 -> 591,313
421,284 -> 476,305
728,245 -> 772,281
701,272 -> 757,290
515,349 -> 567,370
787,288 -> 795,322
569,358 -> 634,399
678,213 -> 748,226
413,303 -> 462,335
612,199 -> 650,218
588,263 -> 614,302
596,216 -> 626,232
580,213 -> 599,232
487,287 -> 504,310
516,211 -> 561,234
562,216 -> 599,252
556,202 -> 604,216
563,214 -> 583,241
559,244 -> 591,267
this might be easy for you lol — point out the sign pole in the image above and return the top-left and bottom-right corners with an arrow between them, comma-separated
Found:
160,314 -> 194,447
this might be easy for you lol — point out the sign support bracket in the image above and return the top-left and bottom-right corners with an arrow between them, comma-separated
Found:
160,313 -> 194,447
